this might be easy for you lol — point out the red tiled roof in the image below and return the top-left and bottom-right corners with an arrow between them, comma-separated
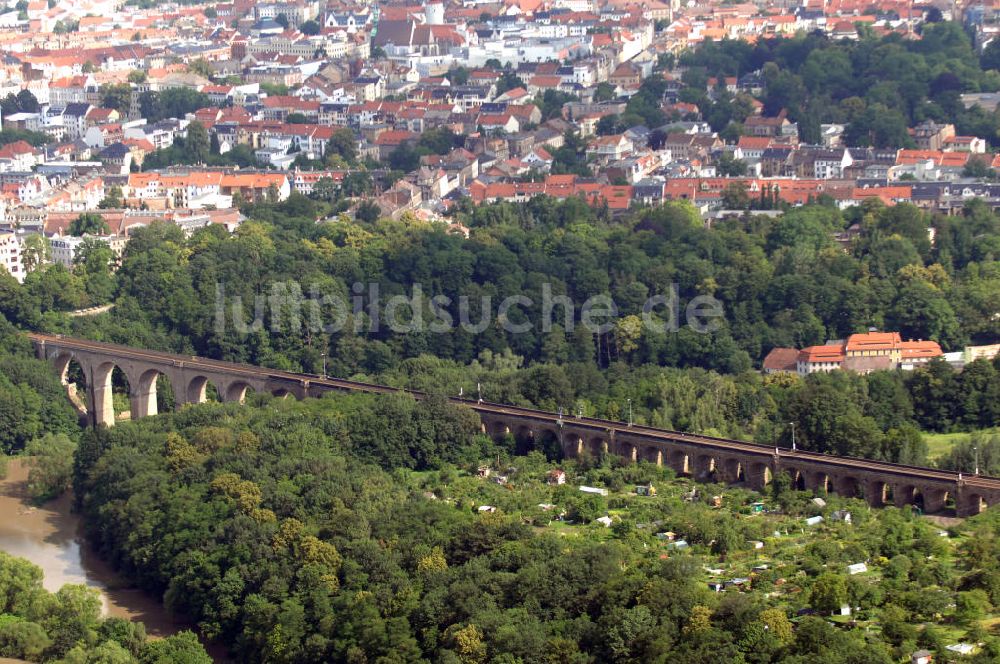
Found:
737,136 -> 772,149
529,75 -> 562,88
798,345 -> 845,363
852,186 -> 911,205
845,331 -> 901,353
762,347 -> 798,371
374,130 -> 417,145
898,340 -> 943,359
0,141 -> 37,158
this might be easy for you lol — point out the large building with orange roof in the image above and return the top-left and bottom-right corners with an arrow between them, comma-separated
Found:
797,345 -> 847,375
794,331 -> 943,375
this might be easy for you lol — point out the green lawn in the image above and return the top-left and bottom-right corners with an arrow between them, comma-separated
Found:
924,431 -> 972,461
924,428 -> 1000,461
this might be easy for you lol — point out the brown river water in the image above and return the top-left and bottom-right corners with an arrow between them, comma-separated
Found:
0,459 -> 227,660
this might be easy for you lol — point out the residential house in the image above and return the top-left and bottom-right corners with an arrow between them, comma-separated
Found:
376,179 -> 421,219
508,103 -> 542,127
798,147 -> 853,179
943,135 -> 987,153
220,172 -> 290,203
0,231 -> 21,282
374,129 -> 418,161
522,146 -> 554,172
420,148 -> 480,186
797,345 -> 846,375
633,178 -> 664,205
744,113 -> 796,138
479,113 -> 519,136
736,136 -> 772,161
453,84 -> 495,111
50,233 -> 127,269
414,166 -> 456,199
84,123 -> 123,150
289,169 -> 345,196
664,132 -> 722,162
586,134 -> 634,163
898,340 -> 945,370
609,62 -> 641,87
261,96 -> 321,123
319,101 -> 353,127
527,74 -> 564,96
0,141 -> 42,172
796,332 -> 943,375
352,76 -> 384,102
85,107 -> 121,129
606,153 -> 663,184
98,143 -> 133,175
506,132 -> 536,159
760,147 -> 794,177
913,120 -> 955,151
62,103 -> 94,141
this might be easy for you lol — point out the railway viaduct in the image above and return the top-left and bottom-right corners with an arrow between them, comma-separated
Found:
31,332 -> 1000,518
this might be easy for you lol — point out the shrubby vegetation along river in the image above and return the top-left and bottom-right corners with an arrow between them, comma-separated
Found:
0,458 -> 182,637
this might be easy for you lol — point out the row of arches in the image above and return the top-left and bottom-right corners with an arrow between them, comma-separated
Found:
51,352 -> 293,427
43,353 -> 995,517
774,468 -> 988,514
481,419 -> 991,516
483,422 -> 771,487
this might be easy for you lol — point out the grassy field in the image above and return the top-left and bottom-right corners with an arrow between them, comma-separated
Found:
924,431 -> 972,461
924,428 -> 1000,461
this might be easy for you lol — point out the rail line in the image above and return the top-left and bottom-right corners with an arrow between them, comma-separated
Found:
28,333 -> 1000,491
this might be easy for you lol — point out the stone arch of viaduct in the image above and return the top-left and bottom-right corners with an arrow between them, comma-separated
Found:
42,345 -> 308,426
479,414 -> 1000,518
32,334 -> 1000,519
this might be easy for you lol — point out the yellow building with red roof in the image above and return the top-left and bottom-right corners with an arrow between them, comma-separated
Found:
794,332 -> 943,375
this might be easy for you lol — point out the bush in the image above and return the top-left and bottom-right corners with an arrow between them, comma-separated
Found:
25,433 -> 75,502
0,615 -> 50,661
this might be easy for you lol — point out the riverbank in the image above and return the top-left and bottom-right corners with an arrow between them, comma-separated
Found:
0,458 -> 182,637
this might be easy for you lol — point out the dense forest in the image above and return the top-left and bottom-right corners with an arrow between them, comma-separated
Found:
70,393 -> 1000,663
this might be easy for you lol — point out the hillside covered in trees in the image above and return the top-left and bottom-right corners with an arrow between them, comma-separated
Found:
71,394 -> 1000,663
0,320 -> 80,455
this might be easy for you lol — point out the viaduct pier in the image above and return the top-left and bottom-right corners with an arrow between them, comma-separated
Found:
31,333 -> 1000,517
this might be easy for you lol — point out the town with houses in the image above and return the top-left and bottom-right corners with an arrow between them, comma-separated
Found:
0,0 -> 999,341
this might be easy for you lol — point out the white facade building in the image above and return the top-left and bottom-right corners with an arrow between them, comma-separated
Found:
0,232 -> 21,282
